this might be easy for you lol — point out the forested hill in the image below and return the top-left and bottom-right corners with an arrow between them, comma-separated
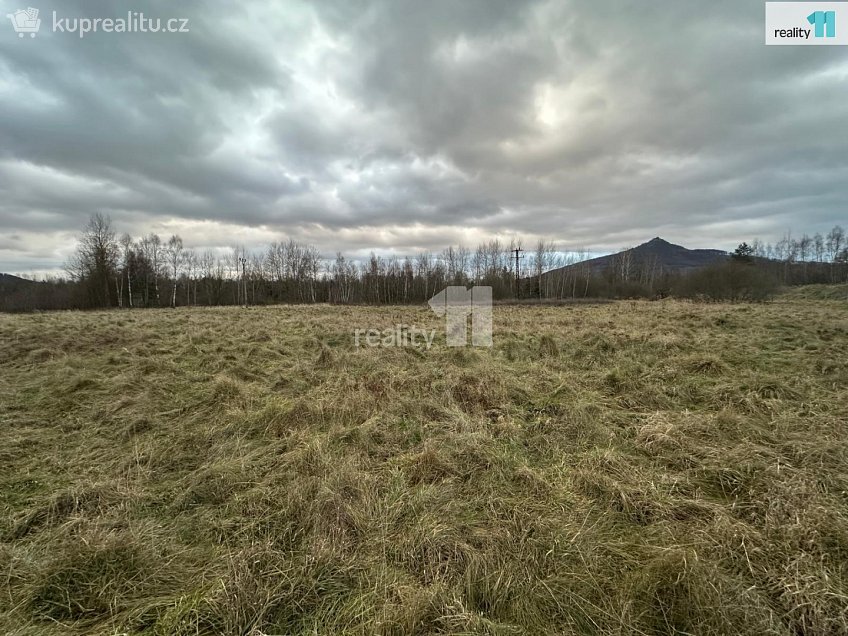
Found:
544,237 -> 728,279
0,273 -> 36,291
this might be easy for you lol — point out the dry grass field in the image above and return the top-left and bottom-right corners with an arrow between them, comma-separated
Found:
1,295 -> 847,635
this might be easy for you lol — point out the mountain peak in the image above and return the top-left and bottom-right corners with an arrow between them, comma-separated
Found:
645,237 -> 672,246
543,237 -> 727,278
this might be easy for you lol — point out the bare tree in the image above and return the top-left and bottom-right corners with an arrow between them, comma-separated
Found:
415,251 -> 433,301
797,234 -> 812,282
826,226 -> 844,262
138,234 -> 163,306
331,252 -> 352,303
200,250 -> 225,305
227,246 -> 244,305
166,235 -> 184,308
826,226 -> 845,283
304,245 -> 321,303
184,249 -> 197,306
66,213 -> 119,308
533,239 -> 556,299
814,233 -> 825,263
774,233 -> 795,284
616,247 -> 634,282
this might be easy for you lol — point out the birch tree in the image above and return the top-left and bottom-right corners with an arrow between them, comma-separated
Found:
166,235 -> 184,308
119,233 -> 133,308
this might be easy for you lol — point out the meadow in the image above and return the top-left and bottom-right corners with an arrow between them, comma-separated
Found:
1,294 -> 847,635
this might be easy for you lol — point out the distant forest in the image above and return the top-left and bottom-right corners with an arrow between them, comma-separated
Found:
1,214 -> 846,311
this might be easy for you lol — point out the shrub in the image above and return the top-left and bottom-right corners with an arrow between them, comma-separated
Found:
672,262 -> 781,301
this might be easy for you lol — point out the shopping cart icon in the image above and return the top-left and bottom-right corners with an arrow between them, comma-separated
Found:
7,7 -> 41,38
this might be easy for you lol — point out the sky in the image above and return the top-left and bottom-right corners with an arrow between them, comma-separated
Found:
1,0 -> 846,275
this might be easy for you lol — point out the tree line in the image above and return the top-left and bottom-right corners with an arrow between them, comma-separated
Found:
564,228 -> 848,302
1,215 -> 846,311
8,214 -> 567,310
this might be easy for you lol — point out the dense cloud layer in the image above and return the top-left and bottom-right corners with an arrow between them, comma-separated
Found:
1,0 -> 846,273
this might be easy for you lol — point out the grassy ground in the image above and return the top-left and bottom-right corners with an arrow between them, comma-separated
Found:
780,283 -> 848,301
1,296 -> 847,635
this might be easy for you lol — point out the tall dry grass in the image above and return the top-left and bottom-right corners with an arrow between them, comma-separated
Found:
1,296 -> 847,634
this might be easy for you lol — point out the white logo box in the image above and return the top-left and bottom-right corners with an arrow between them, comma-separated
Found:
766,2 -> 848,45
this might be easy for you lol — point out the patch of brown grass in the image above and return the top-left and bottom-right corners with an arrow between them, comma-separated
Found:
1,296 -> 847,634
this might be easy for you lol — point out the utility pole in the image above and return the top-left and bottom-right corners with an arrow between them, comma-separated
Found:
239,255 -> 248,308
512,247 -> 524,299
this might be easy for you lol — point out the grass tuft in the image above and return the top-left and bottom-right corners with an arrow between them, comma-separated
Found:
1,297 -> 847,634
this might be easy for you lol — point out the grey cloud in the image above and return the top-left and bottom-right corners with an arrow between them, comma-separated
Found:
1,0 -> 846,273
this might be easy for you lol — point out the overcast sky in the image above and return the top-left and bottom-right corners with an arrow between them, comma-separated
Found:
1,0 -> 846,274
